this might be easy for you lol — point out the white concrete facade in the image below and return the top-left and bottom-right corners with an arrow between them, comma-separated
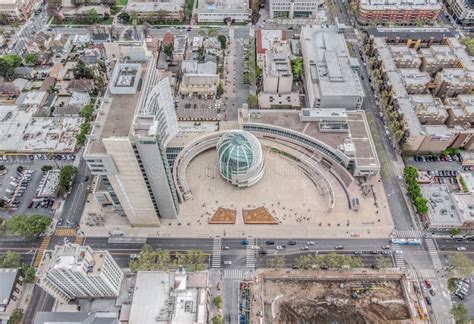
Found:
269,0 -> 323,19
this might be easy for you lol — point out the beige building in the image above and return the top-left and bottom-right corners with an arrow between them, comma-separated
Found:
262,41 -> 293,93
179,61 -> 219,96
433,68 -> 474,99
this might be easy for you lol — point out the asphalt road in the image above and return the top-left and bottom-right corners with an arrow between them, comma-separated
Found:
23,285 -> 54,324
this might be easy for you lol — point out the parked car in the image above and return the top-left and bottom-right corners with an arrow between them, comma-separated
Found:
265,240 -> 275,245
288,240 -> 297,245
354,251 -> 363,255
334,245 -> 344,250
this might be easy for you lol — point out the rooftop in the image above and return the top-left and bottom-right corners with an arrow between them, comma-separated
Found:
256,29 -> 287,55
264,41 -> 292,78
359,0 -> 441,10
125,0 -> 184,12
301,25 -> 364,98
0,268 -> 18,312
195,0 -> 250,13
34,312 -> 119,324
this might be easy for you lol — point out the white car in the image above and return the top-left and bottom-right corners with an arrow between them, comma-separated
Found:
307,241 -> 315,245
276,245 -> 285,250
457,247 -> 467,251
394,250 -> 403,255
129,254 -> 140,260
250,245 -> 260,250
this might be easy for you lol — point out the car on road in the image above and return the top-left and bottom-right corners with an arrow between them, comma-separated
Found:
354,251 -> 363,255
334,245 -> 344,250
457,246 -> 466,251
129,254 -> 140,260
424,280 -> 431,289
301,246 -> 309,250
382,251 -> 391,255
307,241 -> 315,245
381,245 -> 390,249
223,260 -> 232,265
265,240 -> 275,245
241,239 -> 249,245
288,240 -> 297,245
222,246 -> 230,250
394,250 -> 403,255
250,245 -> 260,250
370,250 -> 379,255
425,296 -> 432,306
276,245 -> 285,250
429,288 -> 436,296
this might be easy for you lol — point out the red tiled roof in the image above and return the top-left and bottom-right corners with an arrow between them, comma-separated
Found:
163,32 -> 174,45
256,29 -> 265,54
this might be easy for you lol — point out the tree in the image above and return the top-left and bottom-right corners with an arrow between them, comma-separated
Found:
216,83 -> 224,99
0,54 -> 21,81
58,165 -> 78,192
218,35 -> 227,49
176,249 -> 208,272
450,228 -> 462,236
0,250 -> 20,268
73,60 -> 95,79
8,308 -> 23,324
163,43 -> 174,60
24,52 -> 39,66
85,8 -> 99,24
247,94 -> 258,108
211,315 -> 224,324
184,0 -> 194,19
450,303 -> 470,324
449,252 -> 474,278
41,165 -> 53,172
21,264 -> 35,283
197,45 -> 205,63
414,196 -> 428,215
212,295 -> 223,308
375,256 -> 390,268
7,215 -> 52,240
292,57 -> 303,80
266,256 -> 285,270
118,12 -> 130,23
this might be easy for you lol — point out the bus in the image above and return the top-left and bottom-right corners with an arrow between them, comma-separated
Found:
391,238 -> 422,245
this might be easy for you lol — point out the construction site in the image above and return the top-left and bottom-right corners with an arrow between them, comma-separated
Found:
249,269 -> 419,324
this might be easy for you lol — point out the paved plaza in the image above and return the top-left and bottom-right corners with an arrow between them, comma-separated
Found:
80,147 -> 393,238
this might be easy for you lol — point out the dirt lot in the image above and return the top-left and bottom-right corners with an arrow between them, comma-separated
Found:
262,274 -> 411,324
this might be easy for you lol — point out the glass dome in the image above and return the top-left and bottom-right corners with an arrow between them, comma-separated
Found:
217,131 -> 264,187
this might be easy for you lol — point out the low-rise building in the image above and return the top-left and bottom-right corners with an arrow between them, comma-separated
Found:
34,312 -> 119,324
0,0 -> 36,22
125,0 -> 184,21
300,25 -> 364,109
193,0 -> 251,23
268,0 -> 323,19
262,41 -> 293,93
127,269 -> 208,324
433,68 -> 474,99
179,61 -> 219,96
356,0 -> 441,25
173,35 -> 187,61
37,170 -> 60,198
60,5 -> 110,20
256,30 -> 288,67
0,268 -> 21,321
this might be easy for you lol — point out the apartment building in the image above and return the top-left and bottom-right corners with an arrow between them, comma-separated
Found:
37,244 -> 123,303
446,0 -> 474,27
262,41 -> 293,93
300,25 -> 364,109
0,0 -> 36,21
356,0 -> 441,25
269,0 -> 323,19
84,54 -> 179,227
367,33 -> 474,153
193,0 -> 251,23
256,29 -> 288,67
125,0 -> 184,21
433,69 -> 474,99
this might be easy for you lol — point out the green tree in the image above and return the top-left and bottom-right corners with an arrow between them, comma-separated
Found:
247,94 -> 258,108
292,57 -> 303,80
176,249 -> 207,272
8,308 -> 23,324
197,46 -> 205,63
211,315 -> 224,324
163,43 -> 174,60
118,11 -> 130,23
21,264 -> 36,283
7,215 -> 52,240
450,303 -> 470,324
58,165 -> 78,192
212,295 -> 223,308
375,256 -> 390,268
0,54 -> 21,81
461,37 -> 474,56
184,0 -> 194,19
216,83 -> 224,99
130,245 -> 171,272
85,8 -> 99,24
24,52 -> 39,66
0,250 -> 20,268
73,60 -> 95,79
414,196 -> 429,215
266,256 -> 285,270
41,165 -> 53,172
449,252 -> 474,277
450,228 -> 462,236
218,35 -> 227,49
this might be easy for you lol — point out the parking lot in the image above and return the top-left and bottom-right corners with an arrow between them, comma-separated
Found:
406,154 -> 466,173
175,95 -> 225,121
0,154 -> 76,218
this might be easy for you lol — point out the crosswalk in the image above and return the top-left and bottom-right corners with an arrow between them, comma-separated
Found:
224,269 -> 244,279
34,236 -> 50,267
54,228 -> 77,236
246,238 -> 256,269
407,268 -> 437,279
425,238 -> 443,270
392,243 -> 406,271
211,237 -> 222,268
395,230 -> 423,238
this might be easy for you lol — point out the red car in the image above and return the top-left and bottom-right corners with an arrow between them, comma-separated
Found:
424,280 -> 431,289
